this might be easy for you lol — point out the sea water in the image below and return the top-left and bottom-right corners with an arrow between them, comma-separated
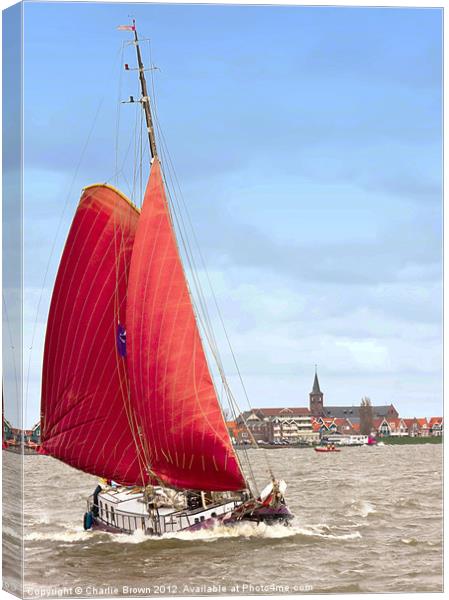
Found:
2,444 -> 443,595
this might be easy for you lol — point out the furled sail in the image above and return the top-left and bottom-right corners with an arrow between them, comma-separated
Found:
126,159 -> 246,491
41,185 -> 148,486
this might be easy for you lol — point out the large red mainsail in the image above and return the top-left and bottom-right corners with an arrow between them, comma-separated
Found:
41,185 -> 148,486
126,159 -> 246,491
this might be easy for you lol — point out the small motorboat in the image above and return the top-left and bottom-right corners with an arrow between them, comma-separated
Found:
315,446 -> 341,453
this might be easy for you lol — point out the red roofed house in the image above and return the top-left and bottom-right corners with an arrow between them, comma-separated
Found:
312,416 -> 357,438
373,418 -> 389,437
387,418 -> 408,437
403,418 -> 430,437
416,418 -> 430,437
428,417 -> 443,437
333,418 -> 357,434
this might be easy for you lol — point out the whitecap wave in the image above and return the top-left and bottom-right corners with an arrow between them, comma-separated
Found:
110,520 -> 362,544
23,518 -> 362,545
24,528 -> 92,542
348,499 -> 376,518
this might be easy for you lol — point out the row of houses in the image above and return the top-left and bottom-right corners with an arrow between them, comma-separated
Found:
312,416 -> 443,438
3,419 -> 41,451
228,412 -> 443,445
230,407 -> 319,444
227,411 -> 443,445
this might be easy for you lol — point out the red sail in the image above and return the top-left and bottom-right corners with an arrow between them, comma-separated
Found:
41,185 -> 148,486
126,160 -> 246,491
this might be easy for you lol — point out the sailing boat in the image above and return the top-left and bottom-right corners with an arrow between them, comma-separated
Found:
39,22 -> 293,536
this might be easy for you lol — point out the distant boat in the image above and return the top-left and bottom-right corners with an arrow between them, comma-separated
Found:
315,446 -> 341,453
39,21 -> 293,536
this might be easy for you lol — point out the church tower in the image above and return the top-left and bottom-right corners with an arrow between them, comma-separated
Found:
309,367 -> 324,416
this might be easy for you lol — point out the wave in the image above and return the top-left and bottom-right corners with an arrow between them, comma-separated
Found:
111,521 -> 362,544
26,514 -> 52,526
347,499 -> 376,518
394,498 -> 422,509
401,538 -> 441,547
24,529 -> 92,543
23,520 -> 362,545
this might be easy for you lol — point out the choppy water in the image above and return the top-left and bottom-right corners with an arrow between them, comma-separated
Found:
2,444 -> 443,596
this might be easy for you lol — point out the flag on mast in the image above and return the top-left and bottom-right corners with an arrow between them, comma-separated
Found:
117,25 -> 135,31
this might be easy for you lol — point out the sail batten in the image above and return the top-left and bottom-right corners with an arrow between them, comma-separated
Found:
126,160 -> 246,491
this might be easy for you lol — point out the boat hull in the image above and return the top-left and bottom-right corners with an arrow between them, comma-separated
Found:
84,486 -> 293,536
89,506 -> 293,535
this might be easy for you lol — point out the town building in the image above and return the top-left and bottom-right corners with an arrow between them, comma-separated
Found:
312,416 -> 358,437
309,370 -> 324,416
271,408 -> 318,443
236,407 -> 318,444
429,417 -> 443,436
309,370 -> 399,421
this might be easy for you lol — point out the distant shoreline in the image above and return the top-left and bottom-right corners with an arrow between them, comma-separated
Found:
234,437 -> 443,450
381,436 -> 443,445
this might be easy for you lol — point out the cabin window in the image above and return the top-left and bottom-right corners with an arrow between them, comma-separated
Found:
111,506 -> 115,523
194,518 -> 199,524
200,516 -> 205,522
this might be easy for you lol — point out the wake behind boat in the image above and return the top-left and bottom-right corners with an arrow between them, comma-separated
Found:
39,20 -> 293,536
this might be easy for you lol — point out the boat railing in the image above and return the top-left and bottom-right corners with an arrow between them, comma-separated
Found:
87,494 -> 148,533
87,494 -> 241,535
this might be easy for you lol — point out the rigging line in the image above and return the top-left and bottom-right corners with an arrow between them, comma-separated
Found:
140,105 -> 143,203
111,207 -> 149,487
158,137 -> 239,412
131,101 -> 141,202
157,147 -> 224,387
115,41 -> 125,187
104,115 -> 138,187
154,127 -> 223,355
155,133 -> 259,495
147,69 -> 260,491
156,121 -> 263,420
155,135 -> 252,440
24,52 -> 126,426
112,129 -> 153,486
154,123 -> 270,489
148,39 -> 159,122
154,126 -> 221,361
156,142 -> 254,481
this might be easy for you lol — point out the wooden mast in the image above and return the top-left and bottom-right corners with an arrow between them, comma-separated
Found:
132,20 -> 158,160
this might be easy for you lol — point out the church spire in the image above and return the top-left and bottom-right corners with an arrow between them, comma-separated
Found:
309,366 -> 324,417
312,365 -> 321,394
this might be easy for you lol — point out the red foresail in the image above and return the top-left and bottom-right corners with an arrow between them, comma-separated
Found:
41,185 -> 148,486
126,159 -> 246,491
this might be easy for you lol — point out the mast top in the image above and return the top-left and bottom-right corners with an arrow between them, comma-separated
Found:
124,20 -> 158,161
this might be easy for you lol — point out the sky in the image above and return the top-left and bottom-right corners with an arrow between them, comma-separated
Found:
2,1 -> 442,427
